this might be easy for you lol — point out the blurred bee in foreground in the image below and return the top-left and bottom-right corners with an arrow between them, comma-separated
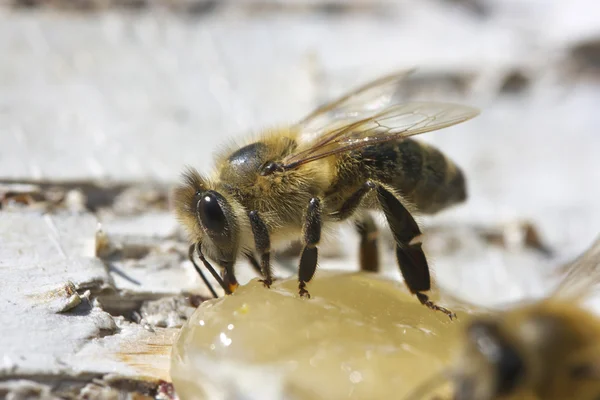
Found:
406,235 -> 600,399
174,70 -> 479,318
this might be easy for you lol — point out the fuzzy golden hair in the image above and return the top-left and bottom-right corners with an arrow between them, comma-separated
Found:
173,167 -> 209,244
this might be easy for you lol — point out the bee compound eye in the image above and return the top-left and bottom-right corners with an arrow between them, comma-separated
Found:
495,342 -> 524,395
197,191 -> 227,234
468,321 -> 524,396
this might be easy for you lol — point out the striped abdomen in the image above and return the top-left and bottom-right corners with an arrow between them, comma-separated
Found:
357,139 -> 467,214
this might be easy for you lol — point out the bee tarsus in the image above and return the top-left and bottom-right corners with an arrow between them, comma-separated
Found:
416,293 -> 457,320
298,281 -> 311,299
298,197 -> 322,298
258,278 -> 273,289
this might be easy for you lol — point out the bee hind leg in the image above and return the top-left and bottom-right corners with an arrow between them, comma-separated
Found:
249,211 -> 274,288
375,185 -> 456,320
328,181 -> 454,317
298,197 -> 322,298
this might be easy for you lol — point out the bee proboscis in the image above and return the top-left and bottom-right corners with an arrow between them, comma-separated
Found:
174,70 -> 479,318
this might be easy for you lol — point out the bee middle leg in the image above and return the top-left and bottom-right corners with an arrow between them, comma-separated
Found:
298,197 -> 322,298
354,213 -> 380,273
249,210 -> 274,288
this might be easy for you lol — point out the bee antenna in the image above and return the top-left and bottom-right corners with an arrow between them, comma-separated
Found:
403,367 -> 453,400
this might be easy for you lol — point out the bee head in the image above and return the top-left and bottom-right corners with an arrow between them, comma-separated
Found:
174,168 -> 242,268
455,320 -> 525,400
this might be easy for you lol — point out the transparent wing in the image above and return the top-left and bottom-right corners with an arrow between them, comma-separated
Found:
297,69 -> 415,140
283,101 -> 479,170
553,235 -> 600,300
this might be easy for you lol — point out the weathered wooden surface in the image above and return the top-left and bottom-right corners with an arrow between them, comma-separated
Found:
0,211 -> 179,397
0,0 -> 599,398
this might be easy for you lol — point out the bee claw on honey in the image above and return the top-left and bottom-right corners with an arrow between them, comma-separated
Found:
436,306 -> 457,321
416,292 -> 457,320
258,279 -> 272,289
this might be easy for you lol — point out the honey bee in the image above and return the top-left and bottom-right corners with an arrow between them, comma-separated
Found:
174,70 -> 479,318
406,236 -> 600,400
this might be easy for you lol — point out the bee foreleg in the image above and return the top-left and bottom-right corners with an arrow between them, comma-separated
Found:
375,185 -> 456,320
249,210 -> 273,288
298,197 -> 322,299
